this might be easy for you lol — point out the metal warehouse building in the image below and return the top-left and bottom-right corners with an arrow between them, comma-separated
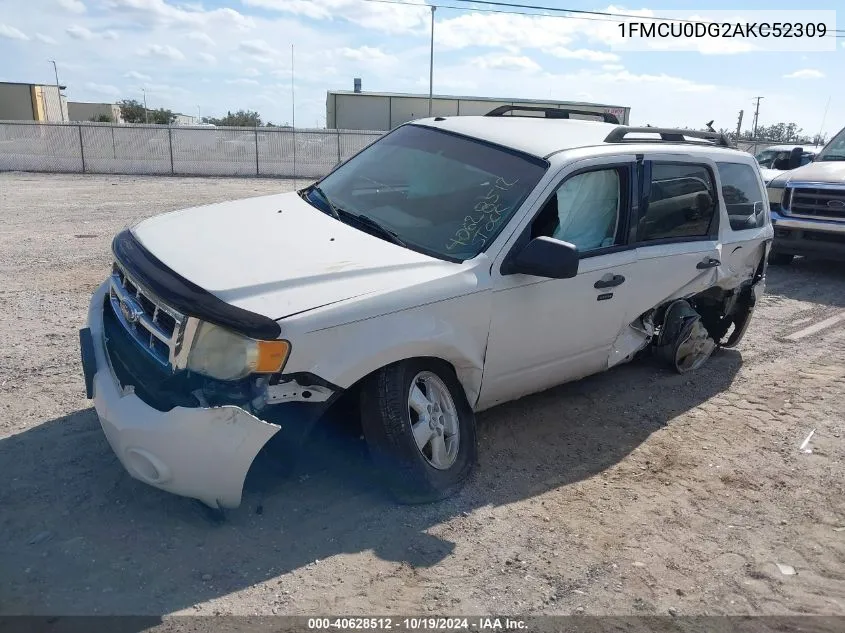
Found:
326,90 -> 630,131
67,101 -> 123,123
0,82 -> 68,122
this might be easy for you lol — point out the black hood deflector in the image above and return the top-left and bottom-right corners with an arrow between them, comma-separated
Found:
112,229 -> 282,340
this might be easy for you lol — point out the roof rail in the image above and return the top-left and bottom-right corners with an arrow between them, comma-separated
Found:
485,105 -> 620,124
604,126 -> 732,147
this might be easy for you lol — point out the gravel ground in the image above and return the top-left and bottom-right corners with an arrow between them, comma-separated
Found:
1,172 -> 844,619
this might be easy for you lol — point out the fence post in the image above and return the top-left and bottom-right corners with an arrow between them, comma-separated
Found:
168,124 -> 175,175
255,127 -> 260,176
336,130 -> 341,166
78,124 -> 86,174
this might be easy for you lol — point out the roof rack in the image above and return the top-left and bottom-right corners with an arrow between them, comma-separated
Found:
485,105 -> 620,124
604,126 -> 731,147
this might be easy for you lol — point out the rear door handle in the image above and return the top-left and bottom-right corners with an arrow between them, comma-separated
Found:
594,274 -> 626,289
696,257 -> 721,270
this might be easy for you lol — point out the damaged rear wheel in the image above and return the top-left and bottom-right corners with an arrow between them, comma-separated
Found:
655,300 -> 717,374
360,359 -> 477,504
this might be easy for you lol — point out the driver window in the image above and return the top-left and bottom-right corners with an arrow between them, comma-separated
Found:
531,168 -> 622,252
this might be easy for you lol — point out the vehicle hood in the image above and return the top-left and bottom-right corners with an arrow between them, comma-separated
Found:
131,191 -> 458,321
774,161 -> 845,185
759,167 -> 781,184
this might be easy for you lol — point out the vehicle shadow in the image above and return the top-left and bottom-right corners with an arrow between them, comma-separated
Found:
765,258 -> 845,308
0,349 -> 742,617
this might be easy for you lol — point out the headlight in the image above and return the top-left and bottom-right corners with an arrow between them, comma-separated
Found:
187,322 -> 290,381
767,187 -> 784,205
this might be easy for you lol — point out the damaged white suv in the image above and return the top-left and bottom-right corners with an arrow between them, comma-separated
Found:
80,107 -> 773,510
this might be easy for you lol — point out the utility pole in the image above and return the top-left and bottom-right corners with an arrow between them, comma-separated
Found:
735,109 -> 744,139
428,5 -> 436,117
291,44 -> 295,129
49,60 -> 65,122
141,88 -> 149,124
751,96 -> 763,140
197,105 -> 201,123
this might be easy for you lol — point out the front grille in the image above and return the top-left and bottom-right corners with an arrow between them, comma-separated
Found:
108,262 -> 186,368
786,185 -> 845,220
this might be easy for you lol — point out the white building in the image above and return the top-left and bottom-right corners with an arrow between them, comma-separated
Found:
326,89 -> 631,131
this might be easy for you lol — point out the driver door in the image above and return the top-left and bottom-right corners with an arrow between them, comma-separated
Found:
477,156 -> 639,411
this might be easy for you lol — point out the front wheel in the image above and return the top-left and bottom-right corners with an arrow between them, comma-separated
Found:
360,359 -> 477,504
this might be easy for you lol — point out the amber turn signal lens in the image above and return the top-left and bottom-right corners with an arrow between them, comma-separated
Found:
255,340 -> 291,373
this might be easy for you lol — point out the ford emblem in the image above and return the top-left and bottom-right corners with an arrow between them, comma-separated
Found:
119,296 -> 144,324
828,199 -> 845,209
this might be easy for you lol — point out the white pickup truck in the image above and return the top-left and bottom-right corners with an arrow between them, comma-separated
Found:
80,108 -> 772,510
765,125 -> 845,264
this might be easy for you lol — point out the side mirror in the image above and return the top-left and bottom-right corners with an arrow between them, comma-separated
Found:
505,236 -> 579,279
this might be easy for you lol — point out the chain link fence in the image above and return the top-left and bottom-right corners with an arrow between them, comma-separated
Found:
0,121 -> 384,178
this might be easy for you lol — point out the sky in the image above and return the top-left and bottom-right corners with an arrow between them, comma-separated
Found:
1,0 -> 843,137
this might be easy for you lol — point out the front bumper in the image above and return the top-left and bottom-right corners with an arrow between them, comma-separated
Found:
771,210 -> 845,260
82,281 -> 281,509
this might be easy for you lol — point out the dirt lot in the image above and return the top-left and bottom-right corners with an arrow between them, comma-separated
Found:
1,173 -> 844,618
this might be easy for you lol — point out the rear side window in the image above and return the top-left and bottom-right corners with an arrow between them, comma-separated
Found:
638,163 -> 717,242
716,162 -> 766,231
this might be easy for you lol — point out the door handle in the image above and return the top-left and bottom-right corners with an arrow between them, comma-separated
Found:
696,257 -> 721,270
594,274 -> 626,289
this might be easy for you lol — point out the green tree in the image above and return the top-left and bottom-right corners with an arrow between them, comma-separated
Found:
118,99 -> 147,123
90,114 -> 114,123
148,108 -> 175,125
207,109 -> 262,127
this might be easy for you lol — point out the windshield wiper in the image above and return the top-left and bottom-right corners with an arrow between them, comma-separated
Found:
306,185 -> 340,220
304,186 -> 406,247
348,213 -> 407,247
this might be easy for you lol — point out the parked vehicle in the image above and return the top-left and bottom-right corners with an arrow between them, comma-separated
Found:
79,109 -> 772,510
755,144 -> 824,184
766,126 -> 845,264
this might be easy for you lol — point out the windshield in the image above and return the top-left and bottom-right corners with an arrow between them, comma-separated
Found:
816,127 -> 845,162
755,148 -> 814,169
306,124 -> 548,261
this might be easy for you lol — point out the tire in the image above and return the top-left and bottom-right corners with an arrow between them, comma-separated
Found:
768,252 -> 794,265
360,359 -> 477,504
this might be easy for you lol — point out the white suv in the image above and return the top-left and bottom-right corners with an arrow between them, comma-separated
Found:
80,108 -> 773,510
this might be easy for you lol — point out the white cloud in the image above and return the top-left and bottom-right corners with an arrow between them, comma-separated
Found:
36,33 -> 58,44
238,39 -> 279,64
104,0 -> 254,29
338,46 -> 391,61
66,24 -> 94,40
84,82 -> 120,96
198,52 -> 217,64
602,64 -> 625,71
242,0 -> 428,34
124,70 -> 152,81
550,48 -> 620,62
0,24 -> 29,40
138,44 -> 186,61
57,0 -> 86,13
226,78 -> 260,85
471,54 -> 541,73
103,30 -> 119,40
187,31 -> 215,47
244,68 -> 261,77
783,69 -> 825,80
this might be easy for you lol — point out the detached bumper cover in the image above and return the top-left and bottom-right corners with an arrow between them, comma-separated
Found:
84,282 -> 280,509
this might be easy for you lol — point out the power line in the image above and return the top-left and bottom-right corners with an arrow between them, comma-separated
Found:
444,0 -> 845,31
354,0 -> 845,33
357,0 -> 623,23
